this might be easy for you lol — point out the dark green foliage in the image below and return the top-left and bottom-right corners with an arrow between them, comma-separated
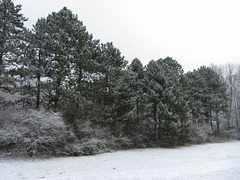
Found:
1,1 -> 233,157
0,0 -> 27,89
42,7 -> 93,110
144,57 -> 190,145
186,66 -> 228,134
20,19 -> 50,109
129,58 -> 145,121
20,7 -> 100,112
90,42 -> 136,135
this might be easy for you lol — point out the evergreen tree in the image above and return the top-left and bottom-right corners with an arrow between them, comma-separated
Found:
37,7 -> 95,111
21,18 -> 51,109
1,1 -> 233,151
129,58 -> 145,122
112,69 -> 137,135
144,60 -> 163,140
144,57 -> 189,144
92,42 -> 135,135
0,0 -> 27,87
186,69 -> 206,123
186,66 -> 228,133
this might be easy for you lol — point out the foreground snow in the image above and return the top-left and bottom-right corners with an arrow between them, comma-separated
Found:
0,141 -> 240,180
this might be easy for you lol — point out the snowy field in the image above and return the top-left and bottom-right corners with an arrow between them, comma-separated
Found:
0,141 -> 240,180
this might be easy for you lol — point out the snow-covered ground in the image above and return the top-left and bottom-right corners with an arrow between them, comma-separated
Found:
0,141 -> 240,180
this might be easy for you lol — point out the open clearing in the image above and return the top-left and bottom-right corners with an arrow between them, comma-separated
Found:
0,141 -> 240,180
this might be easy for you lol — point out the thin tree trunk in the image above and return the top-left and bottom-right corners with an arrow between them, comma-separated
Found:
153,102 -> 157,140
0,52 -> 3,76
158,117 -> 161,140
216,111 -> 220,133
234,97 -> 240,129
235,110 -> 239,129
36,73 -> 41,109
54,77 -> 62,109
104,74 -> 109,106
36,49 -> 42,109
76,69 -> 83,111
0,52 -> 3,88
228,87 -> 233,128
136,97 -> 139,122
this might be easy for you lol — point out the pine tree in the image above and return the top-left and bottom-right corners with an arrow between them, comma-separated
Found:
0,0 -> 27,87
38,7 -> 95,111
112,69 -> 137,135
129,58 -> 144,122
144,60 -> 163,140
144,57 -> 189,144
20,18 -> 51,109
186,70 -> 206,123
92,42 -> 133,134
186,66 -> 228,134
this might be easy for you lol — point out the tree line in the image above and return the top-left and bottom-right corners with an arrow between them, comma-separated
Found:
1,0 -> 239,147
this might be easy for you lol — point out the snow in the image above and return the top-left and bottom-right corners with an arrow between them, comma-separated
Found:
0,141 -> 240,180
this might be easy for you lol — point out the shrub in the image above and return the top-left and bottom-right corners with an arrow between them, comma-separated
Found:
188,123 -> 211,144
72,121 -> 133,155
0,108 -> 76,157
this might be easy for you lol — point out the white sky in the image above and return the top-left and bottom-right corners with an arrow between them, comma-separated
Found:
14,0 -> 240,72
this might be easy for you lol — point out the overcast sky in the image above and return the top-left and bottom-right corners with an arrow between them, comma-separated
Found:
14,0 -> 240,72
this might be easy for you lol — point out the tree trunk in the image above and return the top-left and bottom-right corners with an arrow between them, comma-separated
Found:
234,98 -> 240,129
0,52 -> 3,88
158,117 -> 161,140
104,74 -> 109,106
235,111 -> 239,129
153,102 -> 157,140
216,111 -> 220,133
228,86 -> 233,128
54,77 -> 62,109
136,97 -> 139,122
0,52 -> 3,75
36,73 -> 41,109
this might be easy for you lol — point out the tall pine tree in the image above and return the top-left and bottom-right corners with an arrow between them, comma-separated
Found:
186,66 -> 228,134
0,0 -> 27,87
92,42 -> 136,135
144,57 -> 189,144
